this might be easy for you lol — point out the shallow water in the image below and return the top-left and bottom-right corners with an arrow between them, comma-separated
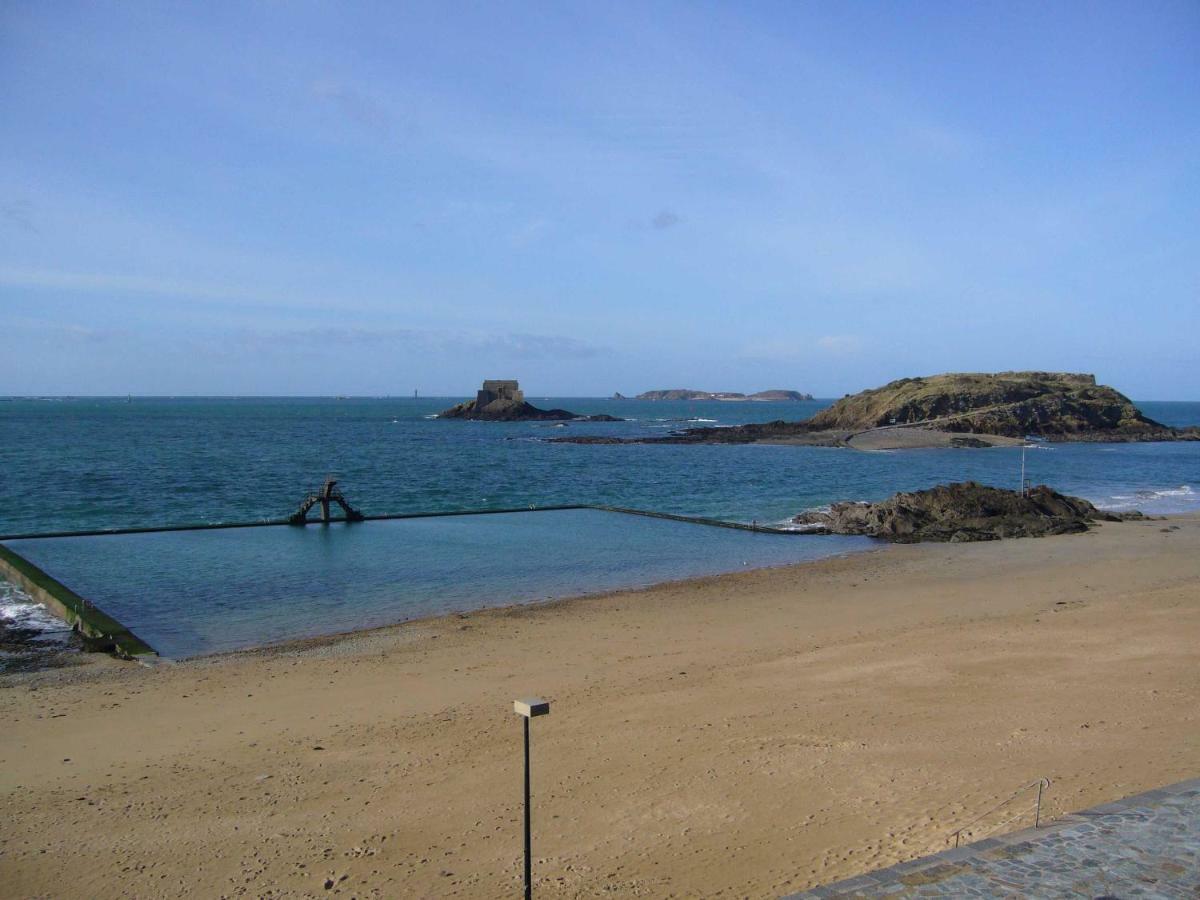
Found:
4,509 -> 871,658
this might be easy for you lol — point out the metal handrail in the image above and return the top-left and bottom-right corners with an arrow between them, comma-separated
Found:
949,777 -> 1050,848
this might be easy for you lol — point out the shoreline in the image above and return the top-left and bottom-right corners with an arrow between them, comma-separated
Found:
207,542 -> 889,664
123,509 -> 1198,662
3,508 -> 1197,669
1,515 -> 1197,897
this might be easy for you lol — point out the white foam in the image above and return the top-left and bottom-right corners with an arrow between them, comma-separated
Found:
0,582 -> 72,641
771,521 -> 829,533
1095,484 -> 1198,514
1146,485 -> 1195,498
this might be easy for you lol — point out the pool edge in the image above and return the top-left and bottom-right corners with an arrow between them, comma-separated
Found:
0,543 -> 158,660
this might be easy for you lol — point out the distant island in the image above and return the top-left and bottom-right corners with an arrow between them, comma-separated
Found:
559,371 -> 1199,448
440,379 -> 622,422
630,389 -> 814,401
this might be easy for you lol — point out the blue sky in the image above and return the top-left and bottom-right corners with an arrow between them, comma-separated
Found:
2,1 -> 1197,397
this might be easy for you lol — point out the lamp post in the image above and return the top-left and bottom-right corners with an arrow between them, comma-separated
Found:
513,697 -> 550,899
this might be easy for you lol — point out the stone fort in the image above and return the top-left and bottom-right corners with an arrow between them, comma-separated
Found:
476,380 -> 524,407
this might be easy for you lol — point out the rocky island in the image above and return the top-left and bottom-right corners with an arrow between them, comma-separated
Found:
792,481 -> 1142,542
634,388 -> 813,401
440,380 -> 622,422
556,371 -> 1197,448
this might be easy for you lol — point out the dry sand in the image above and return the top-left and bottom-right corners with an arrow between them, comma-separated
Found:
1,515 -> 1198,898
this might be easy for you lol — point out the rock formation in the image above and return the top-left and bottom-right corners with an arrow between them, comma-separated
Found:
805,372 -> 1175,439
557,372 -> 1195,446
791,481 -> 1141,543
439,380 -> 623,422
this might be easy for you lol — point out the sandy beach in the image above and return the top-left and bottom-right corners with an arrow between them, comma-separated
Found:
2,515 -> 1198,898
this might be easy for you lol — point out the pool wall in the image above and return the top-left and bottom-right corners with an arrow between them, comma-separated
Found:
0,505 -> 812,662
0,503 -> 799,543
0,543 -> 158,660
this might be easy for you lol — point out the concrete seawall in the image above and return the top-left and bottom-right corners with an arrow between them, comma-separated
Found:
0,543 -> 157,660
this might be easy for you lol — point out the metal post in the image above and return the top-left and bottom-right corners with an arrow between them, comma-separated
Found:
523,716 -> 531,900
513,697 -> 549,898
1035,778 -> 1044,828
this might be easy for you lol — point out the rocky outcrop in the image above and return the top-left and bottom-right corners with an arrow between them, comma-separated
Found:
560,372 -> 1196,447
635,389 -> 814,401
792,481 -> 1141,543
439,380 -> 623,421
439,398 -> 621,421
806,372 -> 1178,440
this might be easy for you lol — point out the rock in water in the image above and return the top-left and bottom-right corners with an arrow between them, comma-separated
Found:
439,379 -> 622,422
792,481 -> 1141,543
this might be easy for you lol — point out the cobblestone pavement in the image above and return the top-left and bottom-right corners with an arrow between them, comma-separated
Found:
785,777 -> 1200,898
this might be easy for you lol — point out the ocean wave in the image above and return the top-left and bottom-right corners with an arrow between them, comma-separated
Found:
1095,484 -> 1197,513
770,521 -> 828,533
1,583 -> 72,641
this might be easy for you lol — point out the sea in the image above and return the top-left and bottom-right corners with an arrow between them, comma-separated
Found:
2,396 -> 1198,660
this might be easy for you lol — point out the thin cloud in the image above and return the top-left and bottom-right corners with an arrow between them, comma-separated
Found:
1,200 -> 38,233
0,266 -> 271,303
816,335 -> 863,354
739,335 -> 865,362
651,210 -> 681,230
227,326 -> 603,360
311,79 -> 394,138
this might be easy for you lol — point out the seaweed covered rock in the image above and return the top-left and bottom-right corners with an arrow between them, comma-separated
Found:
792,481 -> 1140,543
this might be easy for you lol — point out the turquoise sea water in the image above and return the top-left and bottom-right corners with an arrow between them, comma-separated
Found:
1,396 -> 1197,658
2,396 -> 1198,533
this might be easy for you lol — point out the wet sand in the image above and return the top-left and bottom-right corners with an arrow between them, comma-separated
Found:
845,426 -> 1024,451
1,515 -> 1197,898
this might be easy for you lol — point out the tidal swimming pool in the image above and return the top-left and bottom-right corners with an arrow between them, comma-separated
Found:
2,509 -> 871,658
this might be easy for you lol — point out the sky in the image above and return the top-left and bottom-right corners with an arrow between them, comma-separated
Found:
1,1 -> 1198,398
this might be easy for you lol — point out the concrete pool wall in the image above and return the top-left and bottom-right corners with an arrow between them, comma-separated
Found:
0,542 -> 158,660
0,505 -> 820,662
